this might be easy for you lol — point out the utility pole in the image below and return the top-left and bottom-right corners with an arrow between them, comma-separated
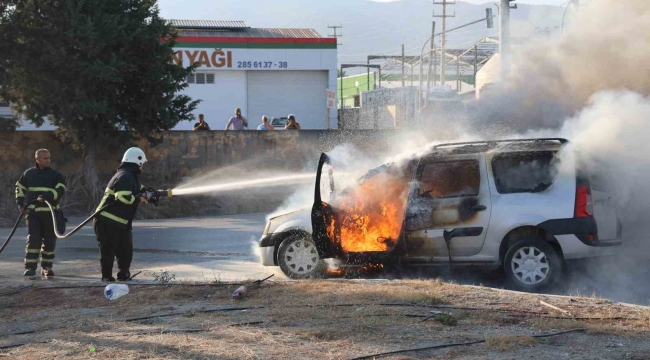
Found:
434,0 -> 455,87
327,24 -> 343,46
402,44 -> 406,87
329,24 -> 343,127
426,21 -> 436,105
499,0 -> 516,79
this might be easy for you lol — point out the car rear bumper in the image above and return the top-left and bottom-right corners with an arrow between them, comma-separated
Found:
538,217 -> 622,247
556,234 -> 621,260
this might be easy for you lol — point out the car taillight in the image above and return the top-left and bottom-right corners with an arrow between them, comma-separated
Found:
575,184 -> 593,218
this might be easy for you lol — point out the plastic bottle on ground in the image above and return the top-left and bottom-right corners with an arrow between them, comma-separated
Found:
104,284 -> 129,300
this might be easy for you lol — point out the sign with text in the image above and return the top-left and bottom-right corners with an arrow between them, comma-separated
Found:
171,48 -> 335,71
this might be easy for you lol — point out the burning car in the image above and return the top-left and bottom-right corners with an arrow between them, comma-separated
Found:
259,138 -> 622,291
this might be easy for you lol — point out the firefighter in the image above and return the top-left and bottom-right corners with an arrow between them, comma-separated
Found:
15,149 -> 66,277
93,147 -> 150,282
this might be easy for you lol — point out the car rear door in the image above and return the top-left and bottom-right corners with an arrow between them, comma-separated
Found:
404,154 -> 491,259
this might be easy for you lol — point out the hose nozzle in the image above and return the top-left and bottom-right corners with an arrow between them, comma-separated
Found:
155,189 -> 172,198
143,188 -> 172,207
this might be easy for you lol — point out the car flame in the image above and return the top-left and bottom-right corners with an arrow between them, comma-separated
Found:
327,172 -> 410,253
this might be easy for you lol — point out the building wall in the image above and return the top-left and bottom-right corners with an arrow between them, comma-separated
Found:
184,71 -> 248,129
173,46 -> 338,130
475,53 -> 500,100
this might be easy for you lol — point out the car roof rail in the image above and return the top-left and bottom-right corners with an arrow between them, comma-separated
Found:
432,138 -> 569,152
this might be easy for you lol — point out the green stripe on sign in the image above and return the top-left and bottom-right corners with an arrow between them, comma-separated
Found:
175,42 -> 337,49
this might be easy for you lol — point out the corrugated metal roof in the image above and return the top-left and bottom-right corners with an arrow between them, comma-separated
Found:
168,19 -> 250,29
178,27 -> 324,39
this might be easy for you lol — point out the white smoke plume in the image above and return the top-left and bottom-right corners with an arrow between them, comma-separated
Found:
472,0 -> 650,303
475,0 -> 650,131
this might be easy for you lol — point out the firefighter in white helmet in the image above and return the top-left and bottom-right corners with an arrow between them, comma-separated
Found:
93,147 -> 150,282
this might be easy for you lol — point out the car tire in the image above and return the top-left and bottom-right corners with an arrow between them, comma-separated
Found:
504,237 -> 563,292
277,233 -> 326,279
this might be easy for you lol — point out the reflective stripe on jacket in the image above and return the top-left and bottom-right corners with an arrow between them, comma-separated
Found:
95,162 -> 144,229
15,165 -> 66,212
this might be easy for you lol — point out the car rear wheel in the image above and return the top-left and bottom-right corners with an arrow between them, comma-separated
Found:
504,237 -> 563,292
277,233 -> 326,279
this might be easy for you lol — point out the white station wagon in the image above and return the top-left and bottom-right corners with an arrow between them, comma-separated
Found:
259,138 -> 621,291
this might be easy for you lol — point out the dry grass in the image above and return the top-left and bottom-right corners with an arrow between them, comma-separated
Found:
485,335 -> 537,351
1,280 -> 649,359
433,314 -> 458,326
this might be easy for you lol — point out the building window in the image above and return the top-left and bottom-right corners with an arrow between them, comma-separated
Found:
186,72 -> 214,85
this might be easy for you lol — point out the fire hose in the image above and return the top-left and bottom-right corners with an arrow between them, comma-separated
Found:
0,188 -> 172,255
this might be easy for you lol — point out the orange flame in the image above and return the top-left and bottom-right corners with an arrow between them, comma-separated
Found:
329,172 -> 410,253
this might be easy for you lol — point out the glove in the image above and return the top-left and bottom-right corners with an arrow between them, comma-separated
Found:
139,192 -> 150,204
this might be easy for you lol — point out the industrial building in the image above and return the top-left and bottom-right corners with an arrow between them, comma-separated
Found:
171,20 -> 338,130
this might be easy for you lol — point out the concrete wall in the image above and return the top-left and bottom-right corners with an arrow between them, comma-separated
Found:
0,130 -> 395,180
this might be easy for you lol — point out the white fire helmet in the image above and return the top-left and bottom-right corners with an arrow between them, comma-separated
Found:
121,147 -> 147,166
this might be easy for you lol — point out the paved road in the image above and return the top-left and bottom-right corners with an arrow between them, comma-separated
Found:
1,213 -> 648,305
0,213 -> 282,283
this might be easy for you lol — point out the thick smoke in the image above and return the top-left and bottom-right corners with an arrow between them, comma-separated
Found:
474,0 -> 650,303
474,0 -> 650,132
537,91 -> 650,214
489,0 -> 650,220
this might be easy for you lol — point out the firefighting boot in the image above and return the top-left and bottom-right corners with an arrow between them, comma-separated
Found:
116,270 -> 131,282
102,277 -> 116,282
24,268 -> 36,276
41,268 -> 54,277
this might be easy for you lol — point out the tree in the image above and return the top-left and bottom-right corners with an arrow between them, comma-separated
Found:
337,69 -> 347,78
0,0 -> 199,201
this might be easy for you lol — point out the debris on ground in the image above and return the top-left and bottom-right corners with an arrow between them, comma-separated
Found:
231,285 -> 247,300
0,279 -> 648,359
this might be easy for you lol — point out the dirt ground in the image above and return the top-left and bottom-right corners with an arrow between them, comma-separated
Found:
1,279 -> 649,359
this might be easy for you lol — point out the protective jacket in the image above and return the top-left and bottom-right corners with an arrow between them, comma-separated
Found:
15,164 -> 66,212
96,162 -> 145,230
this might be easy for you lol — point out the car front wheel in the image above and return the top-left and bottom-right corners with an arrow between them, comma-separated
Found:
504,237 -> 563,292
277,233 -> 326,279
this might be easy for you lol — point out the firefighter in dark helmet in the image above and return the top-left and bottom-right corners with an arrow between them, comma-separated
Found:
93,147 -> 150,282
15,149 -> 66,277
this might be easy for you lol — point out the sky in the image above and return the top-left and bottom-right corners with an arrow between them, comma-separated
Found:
156,0 -> 569,19
367,0 -> 567,3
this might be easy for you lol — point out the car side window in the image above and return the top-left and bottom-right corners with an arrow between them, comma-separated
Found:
417,160 -> 480,198
492,151 -> 558,194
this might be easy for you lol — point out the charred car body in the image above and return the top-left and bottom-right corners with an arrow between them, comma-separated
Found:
259,138 -> 622,291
